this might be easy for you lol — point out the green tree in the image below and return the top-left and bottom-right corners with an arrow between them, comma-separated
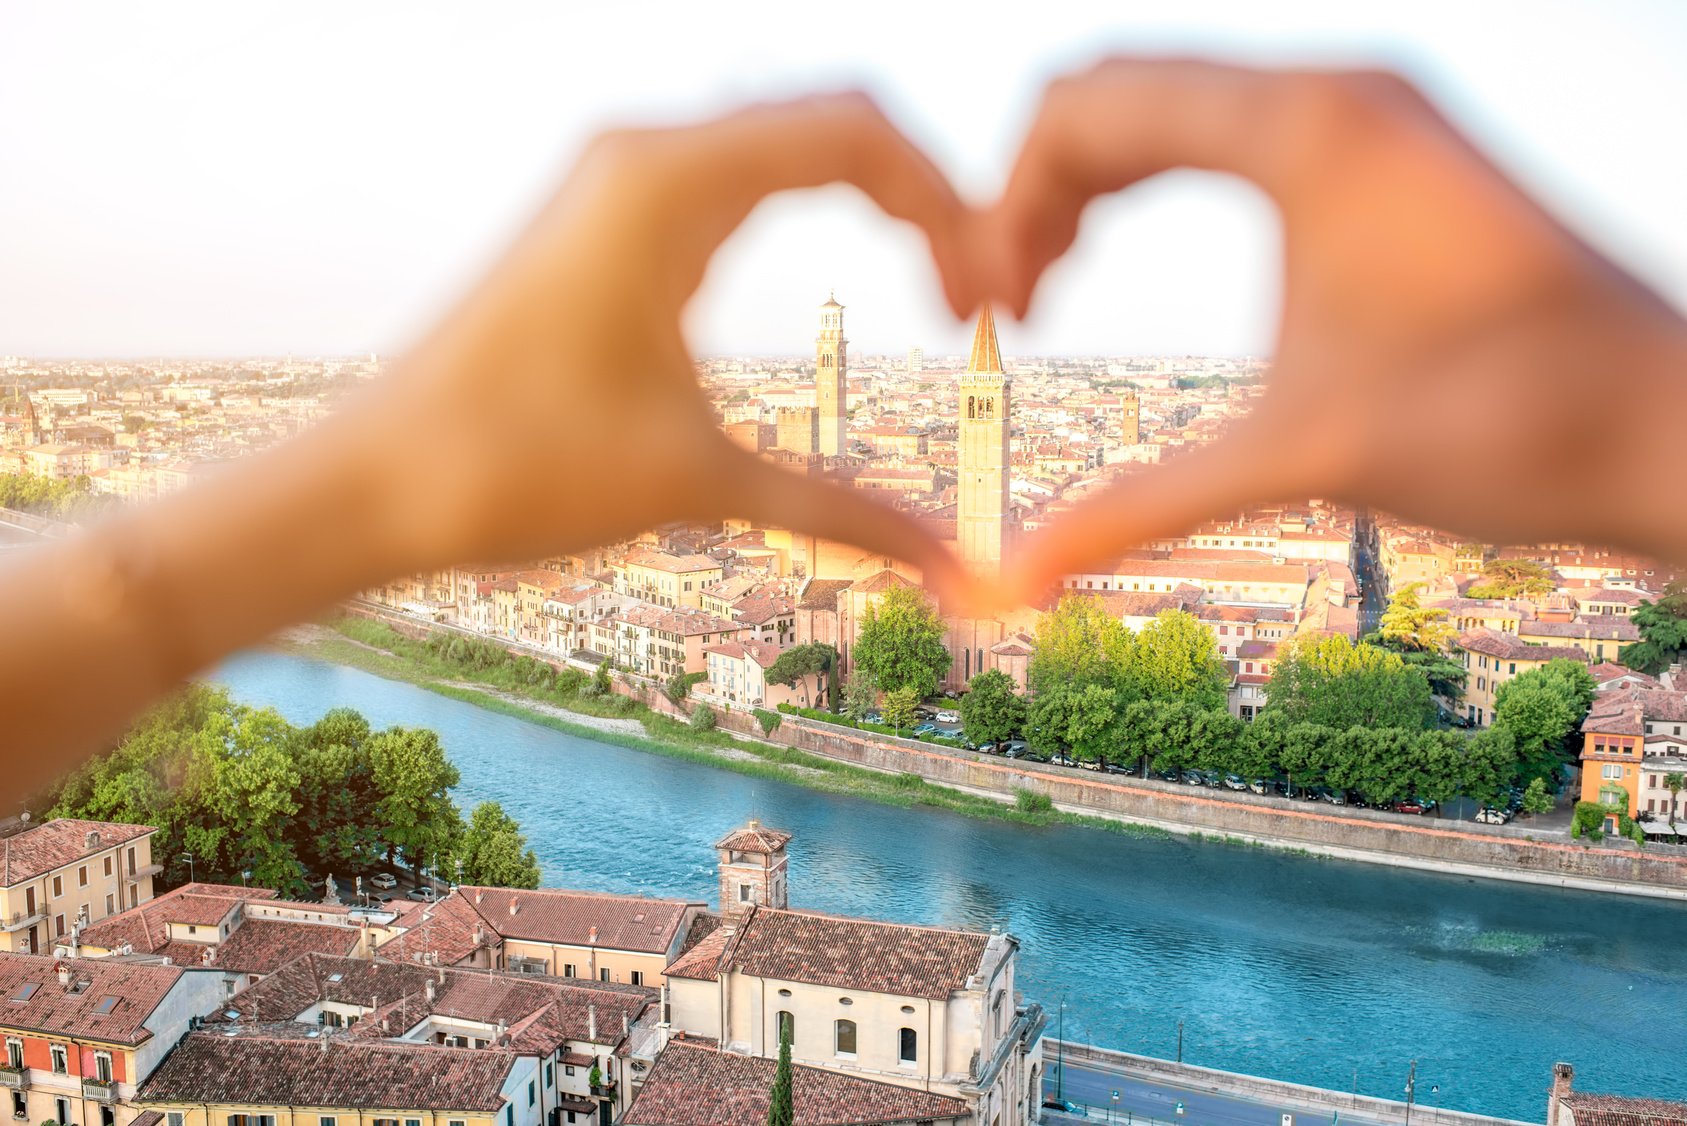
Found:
1466,558 -> 1554,599
959,669 -> 1025,747
1266,634 -> 1434,731
1028,593 -> 1132,694
853,586 -> 950,699
1413,729 -> 1469,815
368,728 -> 463,884
880,685 -> 921,733
1493,661 -> 1593,783
1461,725 -> 1520,811
1234,709 -> 1288,783
1063,683 -> 1126,765
766,1015 -> 794,1126
200,708 -> 304,892
591,660 -> 612,695
293,709 -> 382,875
1127,610 -> 1228,708
842,669 -> 877,721
765,643 -> 838,709
664,671 -> 692,706
1377,582 -> 1456,651
1622,582 -> 1687,674
455,801 -> 541,888
1522,776 -> 1555,816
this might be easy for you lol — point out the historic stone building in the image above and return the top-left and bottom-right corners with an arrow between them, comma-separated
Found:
815,293 -> 848,457
957,305 -> 1011,577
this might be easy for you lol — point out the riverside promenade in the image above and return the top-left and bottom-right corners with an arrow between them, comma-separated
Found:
1043,1042 -> 1541,1126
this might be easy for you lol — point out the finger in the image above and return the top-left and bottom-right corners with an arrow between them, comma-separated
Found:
705,442 -> 990,615
1000,414 -> 1315,608
617,93 -> 982,318
993,58 -> 1383,316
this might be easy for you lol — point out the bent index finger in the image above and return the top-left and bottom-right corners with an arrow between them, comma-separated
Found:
637,93 -> 979,318
994,58 -> 1346,315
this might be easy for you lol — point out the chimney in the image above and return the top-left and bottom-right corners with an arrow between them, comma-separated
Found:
474,889 -> 484,905
1547,1063 -> 1575,1126
509,897 -> 519,917
54,962 -> 70,987
622,1012 -> 629,1035
85,830 -> 100,849
588,926 -> 598,946
424,980 -> 437,1005
587,1003 -> 597,1042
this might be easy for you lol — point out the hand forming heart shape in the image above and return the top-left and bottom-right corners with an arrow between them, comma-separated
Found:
377,57 -> 1681,619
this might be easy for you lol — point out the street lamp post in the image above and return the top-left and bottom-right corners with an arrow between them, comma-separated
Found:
1404,1061 -> 1418,1126
1431,1085 -> 1441,1125
180,852 -> 194,883
1177,1020 -> 1184,1065
1056,992 -> 1068,1101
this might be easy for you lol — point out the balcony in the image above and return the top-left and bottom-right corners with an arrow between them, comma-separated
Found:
128,862 -> 164,879
0,1067 -> 28,1090
81,1078 -> 117,1102
0,908 -> 47,933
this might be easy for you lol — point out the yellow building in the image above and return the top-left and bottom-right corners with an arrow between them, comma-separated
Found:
957,305 -> 1011,577
2,820 -> 160,956
594,604 -> 742,680
456,887 -> 706,989
609,549 -> 723,611
1577,688 -> 1687,823
815,294 -> 848,458
0,952 -> 224,1126
1455,628 -> 1588,727
1516,615 -> 1642,665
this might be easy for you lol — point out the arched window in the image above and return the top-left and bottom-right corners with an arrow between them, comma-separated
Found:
776,1010 -> 795,1046
898,1027 -> 917,1065
966,395 -> 975,420
834,1018 -> 857,1057
984,396 -> 994,418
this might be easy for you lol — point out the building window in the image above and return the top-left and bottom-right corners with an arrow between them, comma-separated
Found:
78,866 -> 88,887
777,1011 -> 795,1045
631,971 -> 644,986
565,1065 -> 575,1077
599,968 -> 611,983
103,857 -> 113,878
106,893 -> 114,915
13,1092 -> 28,1121
528,1081 -> 536,1107
834,1019 -> 857,1057
321,1118 -> 337,1126
50,1044 -> 67,1074
94,1050 -> 112,1082
4,1039 -> 20,1069
899,1026 -> 918,1065
739,883 -> 751,902
167,1114 -> 185,1126
52,876 -> 62,898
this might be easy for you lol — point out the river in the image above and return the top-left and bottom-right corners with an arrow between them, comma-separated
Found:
212,649 -> 1687,1121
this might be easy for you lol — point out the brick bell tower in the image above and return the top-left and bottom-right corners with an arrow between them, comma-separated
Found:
715,819 -> 792,919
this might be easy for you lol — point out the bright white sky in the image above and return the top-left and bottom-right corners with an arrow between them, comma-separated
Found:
2,1 -> 1684,359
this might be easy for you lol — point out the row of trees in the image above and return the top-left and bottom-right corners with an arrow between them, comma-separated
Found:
948,593 -> 1596,814
43,684 -> 541,895
0,471 -> 114,521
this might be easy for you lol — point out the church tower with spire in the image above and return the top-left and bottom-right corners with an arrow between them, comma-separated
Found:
958,305 -> 1011,575
815,293 -> 848,457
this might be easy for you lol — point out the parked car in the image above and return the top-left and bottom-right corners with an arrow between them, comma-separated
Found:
1050,752 -> 1077,767
1020,748 -> 1052,764
370,892 -> 396,906
911,722 -> 938,737
1247,779 -> 1270,795
1223,773 -> 1248,791
1104,763 -> 1132,775
978,742 -> 998,755
1003,740 -> 1029,758
1320,788 -> 1348,806
1155,768 -> 1181,783
1391,798 -> 1428,815
369,872 -> 398,890
407,886 -> 439,903
1042,1097 -> 1086,1117
1475,806 -> 1510,824
1180,770 -> 1204,786
863,711 -> 883,725
1202,771 -> 1226,789
935,709 -> 961,724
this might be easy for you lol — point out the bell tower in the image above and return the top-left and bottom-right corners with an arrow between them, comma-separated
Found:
1122,389 -> 1141,445
715,820 -> 792,919
815,294 -> 848,457
958,305 -> 1011,576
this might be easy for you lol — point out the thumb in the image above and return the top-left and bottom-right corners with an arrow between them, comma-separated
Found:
1002,413 -> 1314,607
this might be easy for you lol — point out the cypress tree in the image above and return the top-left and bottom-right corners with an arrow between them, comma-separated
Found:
766,1018 -> 794,1126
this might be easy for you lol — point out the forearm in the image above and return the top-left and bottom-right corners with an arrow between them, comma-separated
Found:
0,389 -> 428,796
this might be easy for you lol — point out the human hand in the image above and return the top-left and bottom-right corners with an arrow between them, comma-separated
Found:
988,59 -> 1687,605
374,94 -> 986,601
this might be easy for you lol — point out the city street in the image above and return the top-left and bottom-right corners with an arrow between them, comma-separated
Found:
1045,1059 -> 1402,1126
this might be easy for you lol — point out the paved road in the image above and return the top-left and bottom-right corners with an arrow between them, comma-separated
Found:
1045,1059 -> 1402,1126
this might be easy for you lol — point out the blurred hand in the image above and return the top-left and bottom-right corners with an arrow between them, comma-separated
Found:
378,93 -> 985,601
989,59 -> 1687,605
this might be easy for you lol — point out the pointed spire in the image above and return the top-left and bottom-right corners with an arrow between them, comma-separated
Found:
967,304 -> 1003,374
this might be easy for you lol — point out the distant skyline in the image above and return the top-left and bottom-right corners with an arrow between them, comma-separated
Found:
2,2 -> 1684,359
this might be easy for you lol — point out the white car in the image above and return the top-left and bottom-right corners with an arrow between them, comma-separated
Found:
369,872 -> 398,890
935,710 -> 961,724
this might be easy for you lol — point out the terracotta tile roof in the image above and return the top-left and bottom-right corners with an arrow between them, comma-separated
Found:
1,820 -> 155,887
1589,662 -> 1662,690
1456,628 -> 1587,664
1094,589 -> 1203,619
1520,617 -> 1641,642
664,925 -> 731,982
79,884 -> 272,956
213,953 -> 440,1023
130,1111 -> 163,1126
726,907 -> 990,1001
849,570 -> 920,596
211,919 -> 362,976
621,1039 -> 969,1125
375,884 -> 501,966
714,823 -> 791,855
797,579 -> 852,611
1561,1092 -> 1687,1126
137,1031 -> 515,1111
0,952 -> 183,1045
966,303 -> 1004,375
1575,588 -> 1646,607
461,887 -> 699,955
